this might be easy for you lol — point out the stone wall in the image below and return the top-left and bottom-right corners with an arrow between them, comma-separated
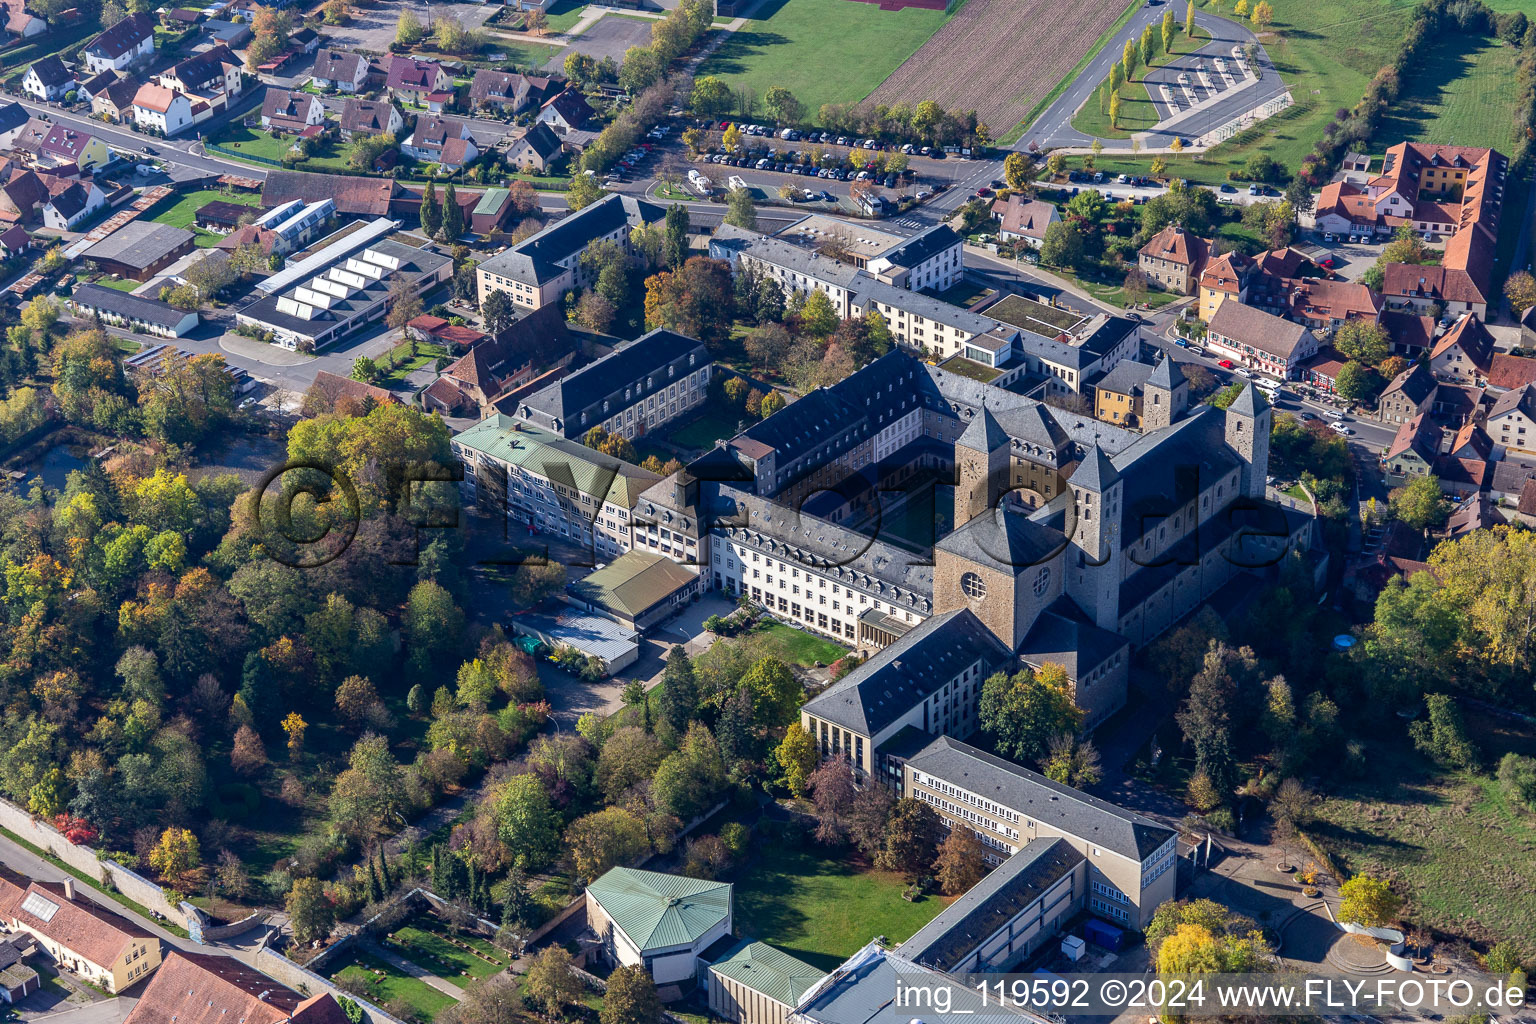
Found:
0,796 -> 185,926
254,944 -> 407,1024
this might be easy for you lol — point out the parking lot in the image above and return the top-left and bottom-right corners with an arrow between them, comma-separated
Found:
319,0 -> 501,53
541,13 -> 654,72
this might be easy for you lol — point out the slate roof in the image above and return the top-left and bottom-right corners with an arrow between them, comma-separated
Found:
28,56 -> 71,90
469,68 -> 527,107
1095,358 -> 1155,397
906,735 -> 1177,861
1381,362 -> 1437,406
72,283 -> 194,330
586,868 -> 731,951
875,223 -> 959,269
800,609 -> 1010,735
512,121 -> 562,162
1071,442 -> 1119,491
1146,354 -> 1185,391
339,98 -> 399,136
516,327 -> 705,434
1109,405 -> 1243,543
1381,309 -> 1436,353
956,403 -> 1008,452
261,89 -> 322,127
540,87 -> 594,127
935,501 -> 1069,578
1207,300 -> 1312,360
87,13 -> 152,59
896,837 -> 1085,972
1017,596 -> 1127,678
1490,382 -> 1536,422
311,48 -> 366,84
1430,313 -> 1495,369
170,45 -> 237,93
479,193 -> 665,286
99,75 -> 139,112
707,941 -> 825,1008
0,102 -> 27,135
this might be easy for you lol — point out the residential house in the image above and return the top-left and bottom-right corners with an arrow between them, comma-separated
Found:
506,121 -> 561,173
0,875 -> 160,993
478,193 -> 666,310
22,56 -> 73,102
1197,249 -> 1255,321
537,88 -> 595,132
902,736 -> 1177,929
512,327 -> 711,439
0,102 -> 28,149
1489,352 -> 1536,394
310,48 -> 368,92
338,98 -> 403,140
585,868 -> 731,985
1205,300 -> 1317,379
0,168 -> 47,224
122,952 -> 354,1024
1283,276 -> 1381,334
401,114 -> 478,171
132,83 -> 195,136
1092,358 -> 1155,429
2,1 -> 45,40
990,195 -> 1059,247
289,26 -> 320,54
304,368 -> 398,414
452,414 -> 660,558
1382,308 -> 1437,356
70,282 -> 199,337
76,69 -> 119,102
9,119 -> 109,173
1296,346 -> 1349,395
92,75 -> 140,122
158,44 -> 242,120
260,89 -> 326,134
42,179 -> 104,229
1376,362 -> 1438,425
1428,313 -> 1494,385
0,935 -> 39,1003
1489,384 -> 1536,456
0,225 -> 29,257
386,56 -> 452,110
1381,226 -> 1496,319
1137,223 -> 1208,295
469,69 -> 553,113
419,303 -> 580,415
83,13 -> 154,73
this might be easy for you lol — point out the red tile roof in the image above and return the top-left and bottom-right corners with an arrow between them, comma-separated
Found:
1488,353 -> 1536,391
124,952 -> 298,1024
0,875 -> 154,969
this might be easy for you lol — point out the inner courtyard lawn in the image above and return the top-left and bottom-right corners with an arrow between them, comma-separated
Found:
696,0 -> 957,123
729,835 -> 952,971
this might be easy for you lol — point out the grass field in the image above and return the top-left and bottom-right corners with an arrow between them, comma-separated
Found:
749,620 -> 847,668
1309,712 -> 1536,960
730,835 -> 951,971
385,922 -> 507,984
489,38 -> 565,67
146,188 -> 262,248
333,952 -> 458,1019
696,0 -> 956,124
95,277 -> 141,292
1369,33 -> 1523,154
662,408 -> 751,451
1070,28 -> 1213,140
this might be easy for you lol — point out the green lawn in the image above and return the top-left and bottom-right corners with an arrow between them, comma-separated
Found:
1369,33 -> 1523,154
206,124 -> 297,163
384,924 -> 506,985
488,38 -> 565,68
1309,714 -> 1536,961
696,0 -> 956,123
729,835 -> 951,971
1071,28 -> 1212,140
749,620 -> 847,668
333,952 -> 459,1019
96,277 -> 141,292
662,408 -> 752,451
146,188 -> 261,230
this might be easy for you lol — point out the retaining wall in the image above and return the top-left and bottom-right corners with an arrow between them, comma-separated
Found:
254,944 -> 407,1024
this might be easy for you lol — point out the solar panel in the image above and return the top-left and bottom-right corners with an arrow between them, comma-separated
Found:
20,891 -> 59,921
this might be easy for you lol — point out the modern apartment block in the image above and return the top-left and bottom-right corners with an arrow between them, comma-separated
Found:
903,735 -> 1177,929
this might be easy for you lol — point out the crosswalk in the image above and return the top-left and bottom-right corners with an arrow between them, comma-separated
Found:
895,217 -> 925,228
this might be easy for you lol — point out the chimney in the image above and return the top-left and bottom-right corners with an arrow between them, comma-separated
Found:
62,879 -> 75,901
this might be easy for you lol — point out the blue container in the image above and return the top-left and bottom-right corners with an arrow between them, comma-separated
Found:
1084,917 -> 1125,952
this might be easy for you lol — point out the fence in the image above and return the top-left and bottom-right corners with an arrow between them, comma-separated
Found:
0,796 -> 186,927
205,142 -> 284,168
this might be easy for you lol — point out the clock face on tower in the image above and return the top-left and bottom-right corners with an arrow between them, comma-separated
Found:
960,572 -> 986,600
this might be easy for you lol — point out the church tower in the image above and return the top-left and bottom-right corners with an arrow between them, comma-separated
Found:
1224,383 -> 1271,499
1066,444 -> 1124,631
953,406 -> 1010,530
1142,356 -> 1188,431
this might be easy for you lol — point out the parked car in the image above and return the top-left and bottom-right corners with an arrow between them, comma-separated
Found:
1234,367 -> 1253,378
1219,183 -> 1237,193
1218,359 -> 1234,369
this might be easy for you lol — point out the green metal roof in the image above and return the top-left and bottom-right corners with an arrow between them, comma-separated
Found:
709,940 -> 825,1008
473,188 -> 509,216
587,868 -> 731,951
571,550 -> 696,619
452,414 -> 659,509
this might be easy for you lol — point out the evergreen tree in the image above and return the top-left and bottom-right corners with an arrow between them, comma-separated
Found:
663,204 -> 689,269
502,866 -> 532,927
377,849 -> 392,891
430,844 -> 445,892
367,857 -> 383,903
440,182 -> 464,240
658,646 -> 698,742
421,181 -> 442,237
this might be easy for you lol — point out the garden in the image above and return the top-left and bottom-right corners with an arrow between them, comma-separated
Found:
332,949 -> 460,1022
145,188 -> 262,248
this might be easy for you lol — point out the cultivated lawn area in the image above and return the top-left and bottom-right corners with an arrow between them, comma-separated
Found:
748,620 -> 847,668
333,952 -> 458,1019
1309,712 -> 1536,961
1063,0 -> 1418,184
1369,33 -> 1523,154
662,408 -> 751,451
384,921 -> 507,985
1071,28 -> 1213,139
207,124 -> 295,163
696,0 -> 955,123
729,834 -> 951,971
146,188 -> 261,248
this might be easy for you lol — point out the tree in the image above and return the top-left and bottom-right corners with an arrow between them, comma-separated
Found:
1141,24 -> 1156,65
524,8 -> 548,33
1339,874 -> 1401,927
1122,38 -> 1139,80
420,180 -> 442,238
322,0 -> 349,24
496,774 -> 560,868
148,826 -> 200,880
764,85 -> 802,125
440,182 -> 464,241
282,712 -> 307,760
663,204 -> 689,269
775,723 -> 817,797
658,646 -> 697,740
808,756 -> 857,844
525,947 -> 581,1015
690,76 -> 733,116
1042,733 -> 1102,787
978,666 -> 1083,762
1250,0 -> 1273,28
1109,91 -> 1121,130
1109,61 -> 1124,95
1162,8 -> 1176,52
1003,151 -> 1032,191
482,290 -> 515,336
1185,0 -> 1195,35
567,172 -> 606,211
1498,753 -> 1536,811
725,187 -> 757,230
1505,270 -> 1536,316
576,291 -> 617,332
1409,693 -> 1479,770
601,966 -> 663,1024
1334,319 -> 1389,366
1389,476 -> 1451,531
798,289 -> 839,338
335,675 -> 388,730
1333,360 -> 1374,403
230,724 -> 267,775
933,827 -> 987,895
879,797 -> 942,880
287,877 -> 333,944
566,807 -> 651,880
395,7 -> 424,45
1039,220 -> 1086,271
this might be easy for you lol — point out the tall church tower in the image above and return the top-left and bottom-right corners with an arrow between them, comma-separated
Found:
1066,444 -> 1124,631
1142,356 -> 1188,431
953,406 -> 1010,530
1224,383 -> 1271,499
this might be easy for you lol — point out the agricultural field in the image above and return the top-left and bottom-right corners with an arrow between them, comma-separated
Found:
696,0 -> 956,124
870,0 -> 1135,137
1368,33 -> 1523,154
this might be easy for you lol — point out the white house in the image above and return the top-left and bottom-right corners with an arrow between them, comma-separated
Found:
22,57 -> 73,102
132,83 -> 195,136
82,13 -> 154,74
584,868 -> 731,985
310,48 -> 368,92
42,180 -> 104,230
